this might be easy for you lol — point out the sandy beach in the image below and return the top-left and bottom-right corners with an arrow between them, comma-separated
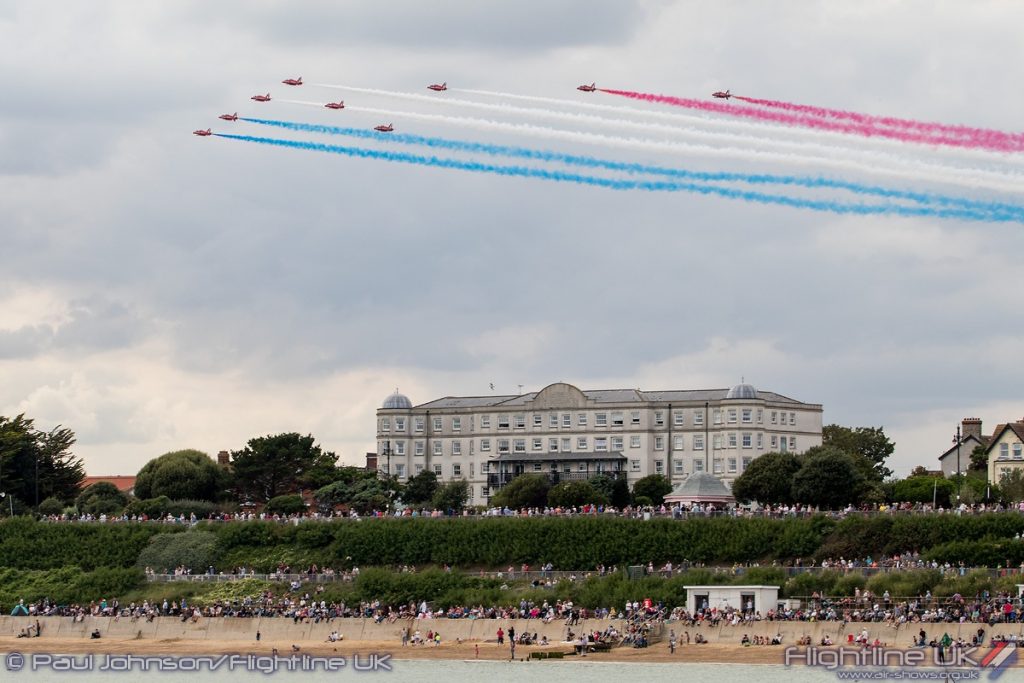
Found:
2,636 -> 1016,667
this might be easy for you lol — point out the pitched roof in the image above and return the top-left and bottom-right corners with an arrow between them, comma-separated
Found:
986,422 -> 1024,455
80,475 -> 136,492
938,433 -> 989,462
414,387 -> 817,410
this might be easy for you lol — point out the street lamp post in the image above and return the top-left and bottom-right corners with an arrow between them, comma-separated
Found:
954,425 -> 962,505
0,492 -> 12,517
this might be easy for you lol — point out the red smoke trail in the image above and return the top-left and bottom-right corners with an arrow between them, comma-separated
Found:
598,89 -> 1024,153
732,95 -> 1024,147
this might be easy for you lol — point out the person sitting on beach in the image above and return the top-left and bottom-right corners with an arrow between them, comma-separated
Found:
90,629 -> 101,639
540,635 -> 549,646
741,634 -> 750,646
771,634 -> 783,645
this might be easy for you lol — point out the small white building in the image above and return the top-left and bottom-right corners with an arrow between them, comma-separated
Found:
685,585 -> 780,615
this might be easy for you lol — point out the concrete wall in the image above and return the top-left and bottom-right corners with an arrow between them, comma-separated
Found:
0,615 -> 1021,647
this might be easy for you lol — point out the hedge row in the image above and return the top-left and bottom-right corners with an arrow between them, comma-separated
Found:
5,514 -> 1024,572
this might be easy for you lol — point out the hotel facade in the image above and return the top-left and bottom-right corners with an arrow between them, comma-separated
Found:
376,382 -> 823,505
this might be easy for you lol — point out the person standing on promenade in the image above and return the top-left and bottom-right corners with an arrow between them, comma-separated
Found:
497,627 -> 504,644
669,629 -> 677,654
401,627 -> 409,647
510,638 -> 516,661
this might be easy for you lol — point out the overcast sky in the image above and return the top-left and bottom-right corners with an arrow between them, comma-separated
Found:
2,0 -> 1022,477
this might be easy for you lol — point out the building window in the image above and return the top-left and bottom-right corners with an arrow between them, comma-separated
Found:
470,463 -> 475,477
498,414 -> 510,429
395,417 -> 406,431
549,413 -> 558,428
742,433 -> 752,449
395,441 -> 406,455
596,413 -> 608,427
756,409 -> 763,424
655,460 -> 664,474
533,463 -> 543,472
483,461 -> 490,473
728,433 -> 737,449
578,462 -> 587,472
631,411 -> 641,425
415,441 -> 425,456
694,459 -> 704,472
415,464 -> 424,474
595,437 -> 608,452
1014,443 -> 1023,458
742,457 -> 752,471
395,463 -> 406,478
452,417 -> 461,432
578,437 -> 588,450
728,458 -> 737,473
741,409 -> 752,424
452,441 -> 462,456
433,464 -> 442,476
1000,443 -> 1009,458
561,437 -> 571,452
713,409 -> 722,425
514,414 -> 526,429
789,436 -> 797,450
433,417 -> 443,432
673,436 -> 684,451
414,417 -> 424,433
549,438 -> 559,452
770,435 -> 778,449
673,411 -> 684,426
655,411 -> 665,427
611,412 -> 624,427
630,459 -> 641,472
470,440 -> 475,455
481,415 -> 491,429
513,439 -> 526,453
713,459 -> 723,474
630,435 -> 641,449
481,439 -> 491,452
577,413 -> 587,426
694,411 -> 704,426
382,417 -> 391,432
481,485 -> 489,498
779,437 -> 788,453
727,408 -> 737,424
432,442 -> 442,456
533,414 -> 542,427
611,436 -> 624,451
757,433 -> 763,450
694,435 -> 704,451
770,411 -> 777,425
654,436 -> 664,451
498,439 -> 510,454
453,463 -> 462,477
532,438 -> 543,451
789,412 -> 796,426
673,460 -> 684,474
713,435 -> 722,450
564,414 -> 572,428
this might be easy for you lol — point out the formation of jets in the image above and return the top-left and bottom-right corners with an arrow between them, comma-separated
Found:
203,78 -> 732,138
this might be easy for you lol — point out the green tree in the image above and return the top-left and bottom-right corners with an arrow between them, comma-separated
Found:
791,446 -> 865,509
631,474 -> 672,506
75,481 -> 129,516
892,475 -> 955,506
491,473 -> 550,509
229,433 -> 338,503
264,494 -> 307,515
37,496 -> 64,516
822,424 -> 895,481
134,449 -> 228,502
0,415 -> 83,507
731,451 -> 801,504
591,474 -> 631,508
136,530 -> 221,573
999,470 -> 1024,502
402,470 -> 439,505
432,480 -> 470,513
547,480 -> 607,508
969,445 -> 988,473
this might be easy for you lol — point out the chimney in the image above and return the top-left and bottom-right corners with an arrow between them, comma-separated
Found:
217,450 -> 230,466
961,418 -> 982,441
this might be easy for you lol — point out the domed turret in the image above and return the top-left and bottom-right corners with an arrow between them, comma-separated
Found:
725,382 -> 758,400
382,390 -> 412,410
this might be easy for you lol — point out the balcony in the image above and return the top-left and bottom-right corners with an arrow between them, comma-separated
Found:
487,469 -> 627,490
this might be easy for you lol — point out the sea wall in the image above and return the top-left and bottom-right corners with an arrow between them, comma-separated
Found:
0,616 -> 1021,647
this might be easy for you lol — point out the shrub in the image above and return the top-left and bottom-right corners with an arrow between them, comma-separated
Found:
136,530 -> 221,574
265,495 -> 307,516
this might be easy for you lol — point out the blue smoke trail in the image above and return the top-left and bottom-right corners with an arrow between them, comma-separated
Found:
241,117 -> 1024,222
215,133 -> 1020,223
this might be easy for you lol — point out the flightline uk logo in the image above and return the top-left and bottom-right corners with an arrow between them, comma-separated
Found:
784,643 -> 1018,680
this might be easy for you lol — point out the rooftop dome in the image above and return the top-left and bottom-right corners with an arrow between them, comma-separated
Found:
664,472 -> 736,505
725,382 -> 758,400
382,390 -> 412,410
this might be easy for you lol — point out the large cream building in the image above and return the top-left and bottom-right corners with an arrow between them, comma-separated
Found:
375,382 -> 823,505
